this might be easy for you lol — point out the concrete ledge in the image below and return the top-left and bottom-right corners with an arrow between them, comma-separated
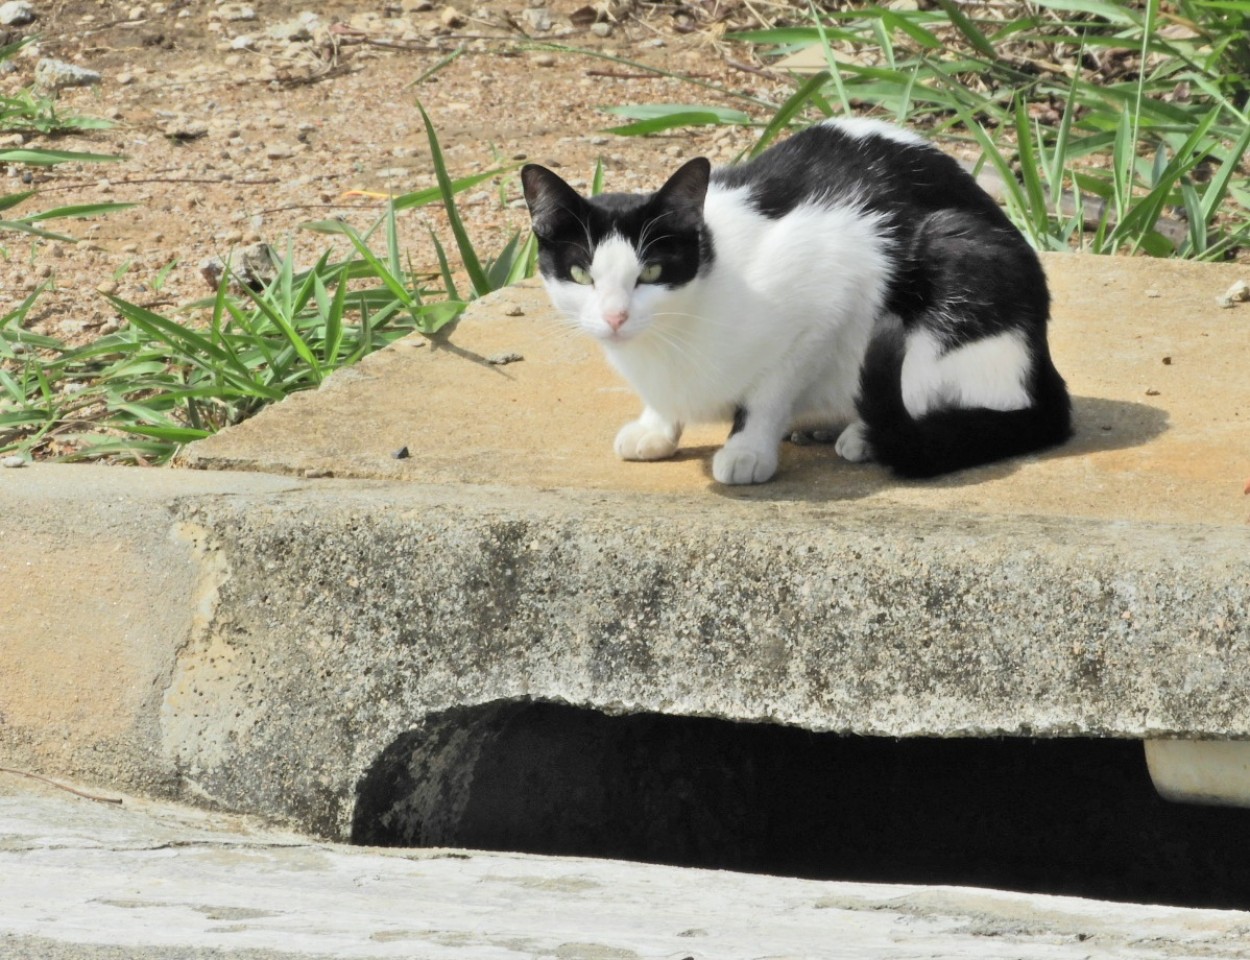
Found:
4,461 -> 1249,838
3,253 -> 1250,840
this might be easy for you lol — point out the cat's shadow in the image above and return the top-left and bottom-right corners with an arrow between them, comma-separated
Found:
700,396 -> 1169,502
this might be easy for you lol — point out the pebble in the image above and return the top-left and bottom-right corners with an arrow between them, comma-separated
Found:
266,144 -> 296,159
523,7 -> 551,31
214,3 -> 256,21
0,1 -> 35,27
269,19 -> 312,42
96,280 -> 119,295
1216,279 -> 1249,308
439,5 -> 465,27
487,352 -> 524,365
163,116 -> 209,140
34,58 -> 103,91
590,22 -> 613,38
532,53 -> 556,67
1,456 -> 27,469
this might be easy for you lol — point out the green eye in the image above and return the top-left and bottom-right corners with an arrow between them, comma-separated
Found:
570,265 -> 593,285
639,263 -> 663,284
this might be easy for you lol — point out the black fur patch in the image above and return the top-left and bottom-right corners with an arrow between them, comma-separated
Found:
522,160 -> 714,288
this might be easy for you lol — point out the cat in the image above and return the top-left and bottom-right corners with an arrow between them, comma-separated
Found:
520,117 -> 1071,484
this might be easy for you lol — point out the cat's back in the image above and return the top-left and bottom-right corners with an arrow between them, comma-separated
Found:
708,118 -> 1004,226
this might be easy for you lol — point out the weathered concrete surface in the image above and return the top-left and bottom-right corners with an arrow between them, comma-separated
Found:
3,461 -> 1247,838
3,776 -> 1248,960
3,254 -> 1250,842
0,468 -> 303,796
178,253 -> 1250,527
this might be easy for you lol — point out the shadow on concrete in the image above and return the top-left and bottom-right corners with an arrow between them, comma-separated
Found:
698,396 -> 1169,501
1065,395 -> 1170,455
353,700 -> 1250,910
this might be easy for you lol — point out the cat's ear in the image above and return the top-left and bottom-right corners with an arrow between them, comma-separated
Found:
654,157 -> 710,228
521,164 -> 586,240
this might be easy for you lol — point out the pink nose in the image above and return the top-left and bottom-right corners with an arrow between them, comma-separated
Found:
604,310 -> 629,332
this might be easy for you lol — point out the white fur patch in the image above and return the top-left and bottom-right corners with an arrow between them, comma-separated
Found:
594,186 -> 892,435
615,407 -> 682,461
712,440 -> 778,485
901,329 -> 1032,418
823,117 -> 931,149
544,233 -> 676,344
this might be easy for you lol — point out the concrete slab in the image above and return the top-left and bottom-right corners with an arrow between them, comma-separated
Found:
178,253 -> 1250,528
4,253 -> 1250,843
3,776 -> 1248,960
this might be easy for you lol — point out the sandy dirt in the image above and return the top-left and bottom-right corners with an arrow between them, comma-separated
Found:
3,0 -> 790,355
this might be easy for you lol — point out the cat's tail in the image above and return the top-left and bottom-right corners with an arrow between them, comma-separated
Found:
856,328 -> 1072,479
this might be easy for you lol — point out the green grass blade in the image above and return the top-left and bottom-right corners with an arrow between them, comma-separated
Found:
0,190 -> 37,213
1034,0 -> 1142,23
750,71 -> 830,158
428,228 -> 461,303
235,284 -> 322,380
932,0 -> 998,58
0,148 -> 122,165
1197,113 -> 1250,222
17,201 -> 136,222
323,266 -> 350,362
486,232 -> 523,290
1013,99 -> 1049,235
809,6 -> 853,115
601,106 -> 751,136
591,157 -> 606,196
388,167 -> 510,213
0,219 -> 75,241
406,44 -> 466,87
418,102 -> 491,297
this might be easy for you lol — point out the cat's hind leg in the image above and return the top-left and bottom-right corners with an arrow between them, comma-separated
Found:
833,421 -> 872,462
787,422 -> 873,462
615,406 -> 683,461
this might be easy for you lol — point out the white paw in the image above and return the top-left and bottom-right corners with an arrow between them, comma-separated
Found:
712,444 -> 778,485
834,422 -> 873,463
615,420 -> 679,461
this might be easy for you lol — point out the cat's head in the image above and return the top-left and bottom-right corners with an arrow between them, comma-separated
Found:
520,158 -> 712,344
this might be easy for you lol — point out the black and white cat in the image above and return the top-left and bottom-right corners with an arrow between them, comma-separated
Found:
521,117 -> 1071,483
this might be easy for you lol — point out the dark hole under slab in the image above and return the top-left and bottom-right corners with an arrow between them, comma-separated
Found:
352,700 -> 1250,910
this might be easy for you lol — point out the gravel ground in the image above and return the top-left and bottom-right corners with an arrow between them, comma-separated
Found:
3,0 -> 789,360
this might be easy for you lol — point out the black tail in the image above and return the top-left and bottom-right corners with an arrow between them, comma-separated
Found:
856,328 -> 1072,479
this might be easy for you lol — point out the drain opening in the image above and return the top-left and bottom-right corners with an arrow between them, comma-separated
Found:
352,701 -> 1250,909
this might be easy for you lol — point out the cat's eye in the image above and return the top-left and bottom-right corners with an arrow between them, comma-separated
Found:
570,265 -> 593,285
639,263 -> 663,284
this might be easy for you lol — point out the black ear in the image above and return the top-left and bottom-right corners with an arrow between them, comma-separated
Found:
653,157 -> 710,228
521,164 -> 586,240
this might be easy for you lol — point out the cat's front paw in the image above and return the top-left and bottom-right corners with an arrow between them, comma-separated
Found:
712,444 -> 778,485
615,420 -> 679,461
834,421 -> 873,463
